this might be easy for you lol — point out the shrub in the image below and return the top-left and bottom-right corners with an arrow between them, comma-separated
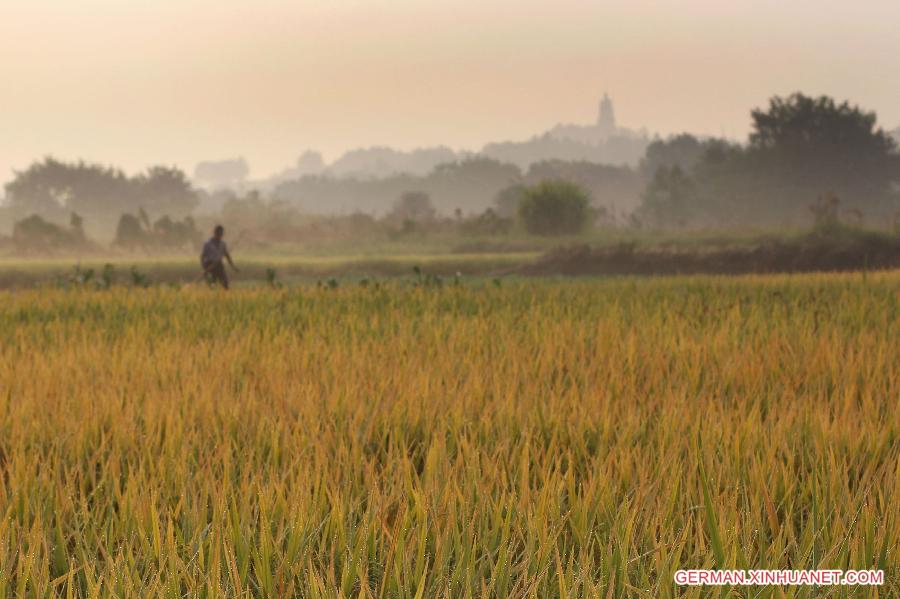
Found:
518,180 -> 591,235
460,208 -> 513,236
386,192 -> 436,224
493,185 -> 526,219
153,215 -> 202,248
638,166 -> 695,228
115,212 -> 201,250
114,214 -> 149,249
809,192 -> 842,234
12,214 -> 91,253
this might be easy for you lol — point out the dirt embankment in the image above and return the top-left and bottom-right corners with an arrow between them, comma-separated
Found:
518,231 -> 900,276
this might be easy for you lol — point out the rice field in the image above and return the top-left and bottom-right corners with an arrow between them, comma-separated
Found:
0,271 -> 897,597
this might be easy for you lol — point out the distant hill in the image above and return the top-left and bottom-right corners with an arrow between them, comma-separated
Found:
269,156 -> 644,218
201,94 -> 653,189
254,147 -> 465,187
481,132 -> 648,171
326,146 -> 462,179
480,93 -> 650,170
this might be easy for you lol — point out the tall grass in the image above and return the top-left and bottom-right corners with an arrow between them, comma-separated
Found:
0,272 -> 896,597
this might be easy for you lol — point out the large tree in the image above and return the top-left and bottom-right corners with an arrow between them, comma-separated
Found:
637,166 -> 695,228
133,166 -> 200,219
742,93 -> 900,221
636,94 -> 900,226
386,191 -> 436,224
640,134 -> 708,178
5,158 -> 130,224
518,180 -> 591,236
4,158 -> 199,238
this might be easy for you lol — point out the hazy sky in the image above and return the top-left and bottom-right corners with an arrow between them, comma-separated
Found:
2,0 -> 899,183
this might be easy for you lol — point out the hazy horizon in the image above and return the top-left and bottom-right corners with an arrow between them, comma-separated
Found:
3,0 -> 900,184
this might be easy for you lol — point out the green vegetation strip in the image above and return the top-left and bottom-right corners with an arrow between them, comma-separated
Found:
0,252 -> 540,288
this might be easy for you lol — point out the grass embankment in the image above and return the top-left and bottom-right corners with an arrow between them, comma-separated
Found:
520,228 -> 900,276
0,272 -> 896,596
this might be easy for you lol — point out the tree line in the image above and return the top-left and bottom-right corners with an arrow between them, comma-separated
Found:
637,93 -> 900,228
1,92 -> 898,253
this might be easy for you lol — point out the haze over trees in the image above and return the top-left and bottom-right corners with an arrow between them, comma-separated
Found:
11,213 -> 95,254
193,158 -> 250,189
1,92 -> 898,255
270,157 -> 525,216
114,210 -> 201,251
240,95 -> 648,187
385,192 -> 437,226
637,93 -> 900,227
265,157 -> 641,221
4,158 -> 199,239
640,134 -> 709,177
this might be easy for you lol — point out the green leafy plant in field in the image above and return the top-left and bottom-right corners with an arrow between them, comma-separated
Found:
265,268 -> 282,289
70,265 -> 94,287
411,265 -> 444,289
97,263 -> 115,290
130,265 -> 150,288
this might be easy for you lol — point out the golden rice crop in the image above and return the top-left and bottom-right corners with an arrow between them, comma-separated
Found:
0,272 -> 897,597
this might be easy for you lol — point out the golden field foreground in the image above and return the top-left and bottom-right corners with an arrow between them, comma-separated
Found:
0,273 -> 897,597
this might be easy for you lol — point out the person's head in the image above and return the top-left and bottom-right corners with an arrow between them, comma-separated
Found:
213,225 -> 224,240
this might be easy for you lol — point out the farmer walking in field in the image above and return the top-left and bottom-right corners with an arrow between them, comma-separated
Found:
200,225 -> 239,289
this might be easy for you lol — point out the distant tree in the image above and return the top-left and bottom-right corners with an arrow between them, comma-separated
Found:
4,158 -> 130,226
222,190 -> 264,213
743,93 -> 900,219
638,166 -> 695,227
270,156 -> 523,216
426,158 -> 522,214
12,214 -> 91,253
114,214 -> 149,249
220,190 -> 278,230
4,158 -> 200,237
518,180 -> 591,235
132,166 -> 200,218
295,150 -> 326,175
328,146 -> 459,178
809,192 -> 842,234
525,160 -> 642,215
636,94 -> 900,226
387,191 -> 436,223
138,206 -> 151,230
493,185 -> 526,219
193,158 -> 250,188
460,208 -> 513,235
152,215 -> 201,248
750,94 -> 895,154
0,204 -> 13,237
114,211 -> 201,250
482,131 -> 649,171
69,212 -> 85,240
14,215 -> 67,250
640,134 -> 707,177
431,157 -> 520,182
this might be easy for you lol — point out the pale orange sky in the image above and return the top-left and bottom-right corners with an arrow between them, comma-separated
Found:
2,0 -> 899,183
